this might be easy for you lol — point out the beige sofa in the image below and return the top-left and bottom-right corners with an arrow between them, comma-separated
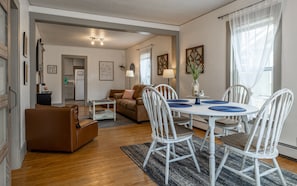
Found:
110,84 -> 149,123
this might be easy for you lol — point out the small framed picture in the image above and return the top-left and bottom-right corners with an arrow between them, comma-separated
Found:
23,32 -> 28,58
23,61 -> 28,85
157,54 -> 168,75
47,65 -> 57,74
99,61 -> 114,81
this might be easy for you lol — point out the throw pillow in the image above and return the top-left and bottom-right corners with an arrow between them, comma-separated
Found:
122,89 -> 135,99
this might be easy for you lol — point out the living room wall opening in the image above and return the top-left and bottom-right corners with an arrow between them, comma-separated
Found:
29,12 -> 180,107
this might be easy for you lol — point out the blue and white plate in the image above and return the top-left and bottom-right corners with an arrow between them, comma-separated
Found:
208,106 -> 246,112
167,99 -> 189,103
202,100 -> 228,104
168,103 -> 192,108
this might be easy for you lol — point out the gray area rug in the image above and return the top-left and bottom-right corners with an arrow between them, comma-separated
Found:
121,136 -> 297,186
98,113 -> 135,128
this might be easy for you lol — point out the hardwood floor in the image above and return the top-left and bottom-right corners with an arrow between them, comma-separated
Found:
12,107 -> 297,185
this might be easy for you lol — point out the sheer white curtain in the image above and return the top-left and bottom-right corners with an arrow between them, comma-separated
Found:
140,47 -> 152,85
229,0 -> 283,104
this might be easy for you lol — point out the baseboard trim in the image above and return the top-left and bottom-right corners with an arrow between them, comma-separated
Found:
278,142 -> 297,160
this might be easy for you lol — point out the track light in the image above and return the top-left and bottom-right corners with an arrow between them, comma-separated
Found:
89,36 -> 105,46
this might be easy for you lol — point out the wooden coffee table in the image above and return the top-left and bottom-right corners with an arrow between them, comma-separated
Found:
88,99 -> 116,121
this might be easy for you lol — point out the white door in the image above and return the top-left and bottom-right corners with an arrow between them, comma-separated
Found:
0,0 -> 11,185
75,69 -> 84,100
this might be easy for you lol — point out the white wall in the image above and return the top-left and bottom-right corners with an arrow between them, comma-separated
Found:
19,0 -> 30,167
180,0 -> 297,150
126,35 -> 173,87
43,45 -> 126,103
280,0 -> 297,147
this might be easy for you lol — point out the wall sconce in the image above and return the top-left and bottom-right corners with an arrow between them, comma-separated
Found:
119,65 -> 126,71
163,69 -> 175,85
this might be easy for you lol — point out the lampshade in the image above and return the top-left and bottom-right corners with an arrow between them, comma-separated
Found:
163,69 -> 174,78
126,70 -> 134,77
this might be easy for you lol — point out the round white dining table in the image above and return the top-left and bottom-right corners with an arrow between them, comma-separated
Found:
170,99 -> 258,186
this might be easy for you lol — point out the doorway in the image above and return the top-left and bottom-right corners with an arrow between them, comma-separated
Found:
62,55 -> 87,106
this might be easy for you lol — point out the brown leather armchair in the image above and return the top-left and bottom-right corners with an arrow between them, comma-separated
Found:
25,104 -> 98,152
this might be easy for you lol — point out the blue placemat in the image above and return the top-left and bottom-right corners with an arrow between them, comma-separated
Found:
167,99 -> 189,103
168,103 -> 192,108
202,100 -> 228,104
208,106 -> 246,112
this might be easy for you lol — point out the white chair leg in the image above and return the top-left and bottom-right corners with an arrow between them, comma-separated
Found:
241,155 -> 247,170
165,143 -> 171,185
143,140 -> 157,168
215,149 -> 229,180
187,139 -> 200,172
200,128 -> 210,151
190,138 -> 196,152
254,159 -> 261,186
273,158 -> 287,186
171,143 -> 177,158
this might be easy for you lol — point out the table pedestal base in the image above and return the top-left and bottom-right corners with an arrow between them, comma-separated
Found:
195,97 -> 201,105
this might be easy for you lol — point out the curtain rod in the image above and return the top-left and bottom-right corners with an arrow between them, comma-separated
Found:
136,44 -> 153,51
218,0 -> 265,19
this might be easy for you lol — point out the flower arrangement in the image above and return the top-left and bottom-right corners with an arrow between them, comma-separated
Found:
188,59 -> 203,80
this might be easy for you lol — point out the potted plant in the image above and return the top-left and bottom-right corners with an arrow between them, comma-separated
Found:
187,59 -> 203,96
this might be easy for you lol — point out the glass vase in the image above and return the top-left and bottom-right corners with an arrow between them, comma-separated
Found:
192,79 -> 199,96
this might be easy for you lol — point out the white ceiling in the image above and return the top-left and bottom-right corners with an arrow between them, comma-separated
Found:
29,0 -> 236,49
36,22 -> 154,49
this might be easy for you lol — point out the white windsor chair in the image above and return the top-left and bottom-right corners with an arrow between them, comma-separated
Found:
142,86 -> 201,185
200,84 -> 250,151
215,88 -> 294,186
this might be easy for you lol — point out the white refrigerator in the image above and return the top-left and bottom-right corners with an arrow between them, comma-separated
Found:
75,69 -> 84,100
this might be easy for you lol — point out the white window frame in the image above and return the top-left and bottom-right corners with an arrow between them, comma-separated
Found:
139,48 -> 152,85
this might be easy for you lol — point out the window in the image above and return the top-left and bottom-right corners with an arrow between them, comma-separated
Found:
230,23 -> 280,108
229,2 -> 282,108
140,48 -> 152,85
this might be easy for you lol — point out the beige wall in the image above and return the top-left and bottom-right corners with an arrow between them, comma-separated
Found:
43,45 -> 126,103
126,35 -> 173,88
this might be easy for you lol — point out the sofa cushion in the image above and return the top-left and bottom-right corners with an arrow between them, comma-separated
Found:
122,89 -> 135,99
78,119 -> 98,128
117,99 -> 136,111
132,84 -> 146,99
113,93 -> 124,99
109,89 -> 125,99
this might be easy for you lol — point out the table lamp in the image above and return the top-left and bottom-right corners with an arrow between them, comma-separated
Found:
163,69 -> 174,85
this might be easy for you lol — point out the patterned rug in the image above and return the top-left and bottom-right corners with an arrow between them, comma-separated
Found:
121,136 -> 297,186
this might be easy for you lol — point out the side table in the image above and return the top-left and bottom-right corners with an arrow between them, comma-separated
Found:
88,99 -> 116,121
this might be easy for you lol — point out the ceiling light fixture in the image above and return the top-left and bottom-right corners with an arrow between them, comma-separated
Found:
90,36 -> 96,45
89,36 -> 104,46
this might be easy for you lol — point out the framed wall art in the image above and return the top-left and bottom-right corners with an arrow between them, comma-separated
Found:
157,53 -> 168,75
186,45 -> 204,74
47,65 -> 57,74
23,61 -> 28,85
23,32 -> 28,58
99,61 -> 114,81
